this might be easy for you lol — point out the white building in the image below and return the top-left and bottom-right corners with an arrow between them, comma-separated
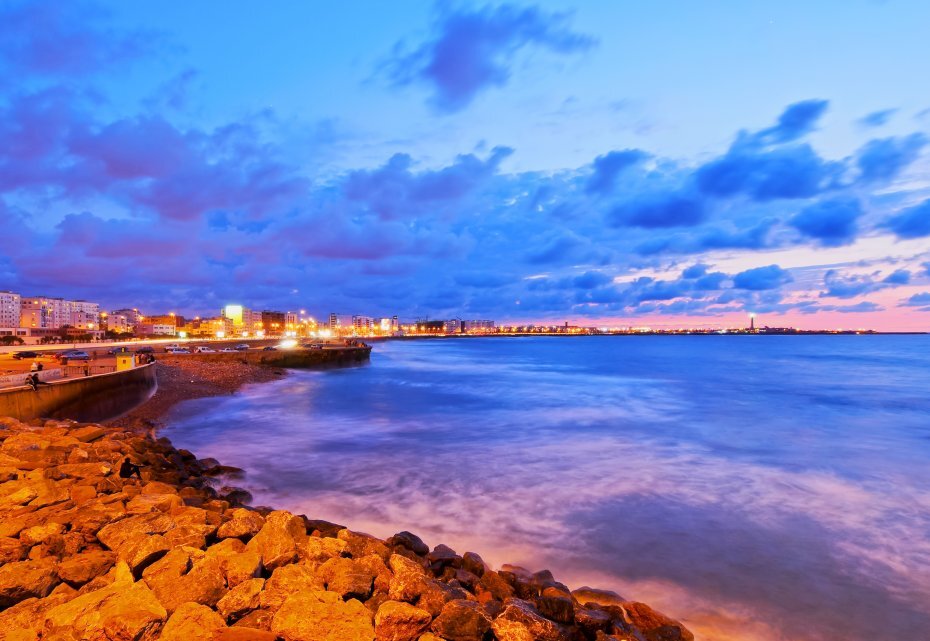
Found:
0,291 -> 21,329
20,297 -> 100,330
463,319 -> 495,333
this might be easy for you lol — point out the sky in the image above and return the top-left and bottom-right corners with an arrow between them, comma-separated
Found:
2,0 -> 930,330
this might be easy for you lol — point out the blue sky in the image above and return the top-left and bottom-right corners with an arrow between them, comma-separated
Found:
2,0 -> 930,329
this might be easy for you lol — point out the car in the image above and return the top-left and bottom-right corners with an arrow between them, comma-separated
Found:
135,346 -> 155,354
306,343 -> 324,350
262,346 -> 277,351
165,348 -> 191,354
220,348 -> 238,353
59,350 -> 91,361
108,347 -> 131,355
163,343 -> 181,352
235,344 -> 250,351
193,346 -> 215,353
11,351 -> 40,360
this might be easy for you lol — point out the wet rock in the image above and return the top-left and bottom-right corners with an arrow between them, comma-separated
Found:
271,590 -> 375,641
58,549 -> 116,586
387,553 -> 429,602
575,607 -> 612,635
217,577 -> 265,621
476,570 -> 514,603
374,600 -> 432,641
160,601 -> 227,641
621,601 -> 694,641
430,599 -> 492,641
143,546 -> 228,613
318,556 -> 376,600
96,512 -> 177,552
0,558 -> 60,607
386,530 -> 430,556
461,551 -> 487,578
418,578 -> 471,617
246,510 -> 307,570
535,586 -> 576,625
572,586 -> 627,609
491,598 -> 566,641
217,508 -> 265,539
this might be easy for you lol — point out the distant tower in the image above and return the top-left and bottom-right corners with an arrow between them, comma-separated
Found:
749,313 -> 756,332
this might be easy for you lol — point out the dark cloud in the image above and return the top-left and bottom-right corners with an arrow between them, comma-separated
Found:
856,134 -> 926,183
586,149 -> 649,194
572,271 -> 612,289
0,0 -> 152,81
817,269 -> 908,299
682,264 -> 709,279
790,198 -> 863,247
610,193 -> 706,228
885,199 -> 930,239
385,3 -> 594,112
732,265 -> 792,291
344,146 -> 512,219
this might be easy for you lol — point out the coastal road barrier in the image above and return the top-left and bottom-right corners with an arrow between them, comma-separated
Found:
158,345 -> 373,369
0,368 -> 64,389
0,362 -> 156,423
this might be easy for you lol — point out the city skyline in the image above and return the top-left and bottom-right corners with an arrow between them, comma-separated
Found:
3,1 -> 930,330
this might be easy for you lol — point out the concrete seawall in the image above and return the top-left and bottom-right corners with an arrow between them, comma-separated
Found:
0,362 -> 157,423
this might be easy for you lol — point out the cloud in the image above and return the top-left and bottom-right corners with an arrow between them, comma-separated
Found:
732,265 -> 792,291
882,269 -> 911,285
857,109 -> 897,128
586,149 -> 649,194
901,292 -> 930,310
821,270 -> 876,299
610,193 -> 707,228
856,134 -> 926,183
755,99 -> 829,145
344,146 -> 512,219
790,198 -> 863,247
0,0 -> 152,81
385,3 -> 594,112
573,271 -> 613,289
885,199 -> 930,239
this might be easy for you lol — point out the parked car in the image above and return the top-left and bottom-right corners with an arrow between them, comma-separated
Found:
220,348 -> 238,353
307,343 -> 324,350
262,346 -> 277,351
193,346 -> 215,353
135,346 -> 155,354
235,344 -> 250,351
108,346 -> 131,355
165,347 -> 191,354
11,351 -> 40,360
163,343 -> 181,352
59,350 -> 91,361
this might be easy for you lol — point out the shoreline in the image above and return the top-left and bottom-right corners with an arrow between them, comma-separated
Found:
106,355 -> 288,432
0,416 -> 694,640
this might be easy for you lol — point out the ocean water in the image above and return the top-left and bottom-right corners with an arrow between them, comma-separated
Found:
164,335 -> 930,641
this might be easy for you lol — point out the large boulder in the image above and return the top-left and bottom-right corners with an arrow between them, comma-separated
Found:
387,554 -> 428,602
491,598 -> 566,641
271,590 -> 375,641
217,508 -> 265,539
298,535 -> 347,564
160,601 -> 227,641
260,563 -> 325,611
0,558 -> 60,608
374,600 -> 432,641
42,564 -> 167,640
217,577 -> 265,621
430,600 -> 492,641
58,549 -> 116,586
386,531 -> 429,556
621,601 -> 694,641
338,529 -> 390,562
246,510 -> 307,571
204,538 -> 263,587
318,556 -> 376,600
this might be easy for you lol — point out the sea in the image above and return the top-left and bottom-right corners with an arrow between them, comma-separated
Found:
163,335 -> 930,641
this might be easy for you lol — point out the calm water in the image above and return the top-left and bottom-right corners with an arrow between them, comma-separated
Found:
164,336 -> 930,641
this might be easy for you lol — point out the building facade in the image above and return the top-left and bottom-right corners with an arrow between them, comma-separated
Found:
0,292 -> 21,329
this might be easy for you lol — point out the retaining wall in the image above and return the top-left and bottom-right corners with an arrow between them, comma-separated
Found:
167,346 -> 372,369
0,363 -> 157,423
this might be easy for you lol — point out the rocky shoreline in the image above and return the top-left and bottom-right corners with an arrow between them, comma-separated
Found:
0,415 -> 693,641
107,356 -> 288,432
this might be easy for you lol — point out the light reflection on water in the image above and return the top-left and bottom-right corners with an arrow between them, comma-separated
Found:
164,336 -> 930,641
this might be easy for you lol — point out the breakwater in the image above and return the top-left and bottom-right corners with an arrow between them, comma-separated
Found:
0,417 -> 692,641
0,363 -> 156,424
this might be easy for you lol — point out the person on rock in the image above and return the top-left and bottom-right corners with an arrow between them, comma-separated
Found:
119,457 -> 143,480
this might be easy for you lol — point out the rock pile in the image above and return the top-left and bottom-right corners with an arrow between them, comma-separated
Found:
0,417 -> 693,641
